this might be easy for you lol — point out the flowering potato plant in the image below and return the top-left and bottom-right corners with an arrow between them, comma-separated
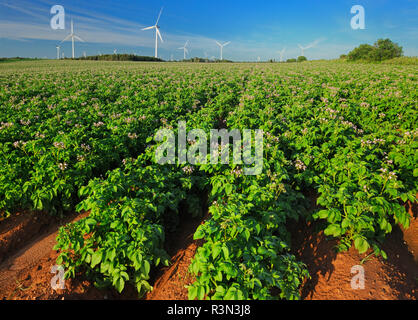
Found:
1,60 -> 416,299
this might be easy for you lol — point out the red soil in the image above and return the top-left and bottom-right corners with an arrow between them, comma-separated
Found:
0,202 -> 416,300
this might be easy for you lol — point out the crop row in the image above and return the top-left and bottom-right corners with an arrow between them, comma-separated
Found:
1,61 -> 416,299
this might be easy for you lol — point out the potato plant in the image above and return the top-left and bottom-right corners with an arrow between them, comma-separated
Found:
0,60 -> 416,299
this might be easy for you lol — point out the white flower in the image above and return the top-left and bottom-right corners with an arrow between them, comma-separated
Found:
58,162 -> 68,171
53,141 -> 65,149
128,133 -> 138,139
81,144 -> 91,152
294,160 -> 307,171
182,166 -> 194,175
93,122 -> 105,127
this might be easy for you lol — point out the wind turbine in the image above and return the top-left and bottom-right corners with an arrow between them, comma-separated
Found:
178,41 -> 189,60
278,48 -> 286,62
56,46 -> 60,60
61,19 -> 84,58
113,49 -> 117,55
142,7 -> 164,58
298,40 -> 320,57
215,41 -> 230,60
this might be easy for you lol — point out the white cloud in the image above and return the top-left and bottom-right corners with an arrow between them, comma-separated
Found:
0,1 -> 363,60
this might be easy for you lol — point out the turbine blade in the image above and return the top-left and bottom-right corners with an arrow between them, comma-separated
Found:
223,41 -> 230,46
157,28 -> 163,42
142,26 -> 155,31
215,41 -> 222,47
61,34 -> 72,43
156,7 -> 164,25
74,35 -> 84,42
185,48 -> 189,54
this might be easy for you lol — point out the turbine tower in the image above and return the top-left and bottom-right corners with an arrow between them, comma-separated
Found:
142,7 -> 164,58
56,46 -> 60,60
61,19 -> 84,59
215,41 -> 230,60
178,41 -> 189,60
278,47 -> 286,62
298,44 -> 305,57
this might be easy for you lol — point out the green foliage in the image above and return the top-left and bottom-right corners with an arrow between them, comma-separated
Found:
347,38 -> 403,62
297,56 -> 307,62
76,54 -> 164,62
383,57 -> 418,65
373,39 -> 403,61
0,60 -> 416,300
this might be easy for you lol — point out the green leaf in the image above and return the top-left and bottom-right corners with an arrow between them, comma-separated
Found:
91,251 -> 103,268
142,260 -> 150,276
222,246 -> 230,260
379,219 -> 392,233
85,218 -> 97,226
243,229 -> 250,241
341,218 -> 350,229
317,210 -> 329,219
114,276 -> 125,293
225,184 -> 233,195
193,226 -> 205,240
212,245 -> 221,259
188,286 -> 197,300
324,224 -> 342,237
354,236 -> 370,254
197,286 -> 205,300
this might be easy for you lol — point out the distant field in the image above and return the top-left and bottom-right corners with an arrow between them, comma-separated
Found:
0,60 -> 416,300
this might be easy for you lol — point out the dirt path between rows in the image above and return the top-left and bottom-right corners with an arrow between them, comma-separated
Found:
0,202 -> 416,300
290,202 -> 418,300
0,211 -> 91,299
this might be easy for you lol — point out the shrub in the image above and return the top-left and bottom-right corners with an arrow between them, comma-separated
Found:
347,39 -> 403,62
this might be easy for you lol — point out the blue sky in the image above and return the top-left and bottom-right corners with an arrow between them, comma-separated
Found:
0,0 -> 417,60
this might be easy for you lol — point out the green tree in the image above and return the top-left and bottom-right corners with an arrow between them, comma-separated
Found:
297,56 -> 307,62
373,38 -> 403,61
347,44 -> 376,61
347,39 -> 403,62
